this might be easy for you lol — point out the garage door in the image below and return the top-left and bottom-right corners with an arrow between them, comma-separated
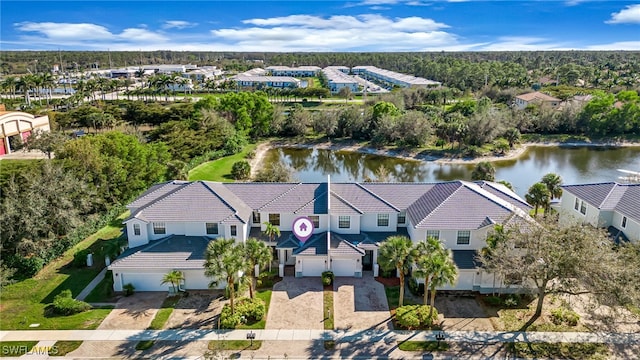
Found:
301,258 -> 326,277
183,270 -> 213,290
121,272 -> 165,291
331,259 -> 356,277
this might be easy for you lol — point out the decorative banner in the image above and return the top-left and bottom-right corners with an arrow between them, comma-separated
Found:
292,216 -> 314,243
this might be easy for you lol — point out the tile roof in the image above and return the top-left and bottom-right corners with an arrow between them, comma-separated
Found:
563,182 -> 640,222
259,183 -> 328,214
515,91 -> 560,102
331,233 -> 365,256
128,181 -> 187,210
359,183 -> 435,209
109,235 -> 210,270
475,181 -> 532,212
224,183 -> 297,209
294,233 -> 328,255
331,183 -> 399,213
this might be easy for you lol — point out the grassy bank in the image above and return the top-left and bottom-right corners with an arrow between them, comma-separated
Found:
188,143 -> 257,182
0,213 -> 128,330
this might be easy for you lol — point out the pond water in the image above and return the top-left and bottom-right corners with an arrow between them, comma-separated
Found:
262,146 -> 640,198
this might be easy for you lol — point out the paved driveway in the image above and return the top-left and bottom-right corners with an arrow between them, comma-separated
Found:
436,295 -> 494,331
165,290 -> 226,329
334,277 -> 393,330
266,277 -> 324,329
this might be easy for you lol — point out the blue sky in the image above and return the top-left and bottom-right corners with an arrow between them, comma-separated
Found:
1,1 -> 639,51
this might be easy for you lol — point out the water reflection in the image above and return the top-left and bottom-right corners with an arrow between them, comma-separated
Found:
265,146 -> 640,197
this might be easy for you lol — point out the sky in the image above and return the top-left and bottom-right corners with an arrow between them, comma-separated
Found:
1,1 -> 639,52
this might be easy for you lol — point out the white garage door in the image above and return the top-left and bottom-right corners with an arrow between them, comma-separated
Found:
301,258 -> 326,277
331,259 -> 356,277
121,272 -> 165,291
183,270 -> 212,290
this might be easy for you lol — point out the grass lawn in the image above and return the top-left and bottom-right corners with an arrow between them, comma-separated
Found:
50,341 -> 83,356
398,341 -> 450,351
135,295 -> 180,351
208,340 -> 262,351
188,143 -> 257,182
0,341 -> 38,357
323,286 -> 334,330
83,270 -> 116,303
508,342 -> 609,359
0,213 -> 128,330
237,289 -> 272,330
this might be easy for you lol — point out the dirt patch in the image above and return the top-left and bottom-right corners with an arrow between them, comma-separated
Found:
375,277 -> 399,287
561,293 -> 640,333
165,290 -> 227,329
249,141 -> 271,177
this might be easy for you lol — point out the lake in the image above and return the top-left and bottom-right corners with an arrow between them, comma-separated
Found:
262,146 -> 640,198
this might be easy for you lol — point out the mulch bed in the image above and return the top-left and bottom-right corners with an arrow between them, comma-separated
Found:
375,277 -> 400,287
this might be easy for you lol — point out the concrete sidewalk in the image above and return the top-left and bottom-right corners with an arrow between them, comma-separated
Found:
76,268 -> 107,302
1,329 -> 639,344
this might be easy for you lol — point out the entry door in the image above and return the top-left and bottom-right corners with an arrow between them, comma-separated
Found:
362,250 -> 373,271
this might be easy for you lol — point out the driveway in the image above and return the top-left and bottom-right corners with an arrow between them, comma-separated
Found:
69,292 -> 165,358
165,290 -> 226,329
333,277 -> 393,330
436,295 -> 494,331
266,277 -> 324,329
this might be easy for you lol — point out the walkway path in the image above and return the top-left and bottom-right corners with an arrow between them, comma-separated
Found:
1,329 -> 639,344
76,267 -> 107,301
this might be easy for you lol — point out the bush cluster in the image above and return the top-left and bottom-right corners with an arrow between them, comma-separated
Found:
52,289 -> 91,315
73,249 -> 91,268
321,271 -> 334,286
219,297 -> 266,329
551,307 -> 580,326
395,305 -> 438,330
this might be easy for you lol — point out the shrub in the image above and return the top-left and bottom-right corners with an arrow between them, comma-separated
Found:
123,283 -> 135,296
235,297 -> 266,323
231,160 -> 251,180
551,308 -> 580,326
408,278 -> 425,296
395,305 -> 439,330
73,249 -> 91,268
219,304 -> 242,329
8,255 -> 44,279
52,289 -> 91,315
245,150 -> 256,159
504,294 -> 519,308
484,295 -> 503,306
321,271 -> 334,286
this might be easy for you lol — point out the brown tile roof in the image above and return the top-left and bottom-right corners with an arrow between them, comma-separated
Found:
516,91 -> 560,102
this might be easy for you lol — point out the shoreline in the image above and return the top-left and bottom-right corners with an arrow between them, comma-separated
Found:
251,139 -> 640,172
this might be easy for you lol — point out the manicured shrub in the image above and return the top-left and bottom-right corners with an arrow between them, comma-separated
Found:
52,289 -> 91,315
408,278 -> 425,296
551,308 -> 580,326
395,305 -> 439,330
123,283 -> 135,296
235,297 -> 266,323
231,160 -> 251,180
321,271 -> 334,286
219,304 -> 241,329
7,255 -> 44,278
73,249 -> 91,268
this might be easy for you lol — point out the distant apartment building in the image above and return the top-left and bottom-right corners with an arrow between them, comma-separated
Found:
231,75 -> 300,89
322,66 -> 359,94
514,91 -> 561,110
266,66 -> 321,77
351,66 -> 441,89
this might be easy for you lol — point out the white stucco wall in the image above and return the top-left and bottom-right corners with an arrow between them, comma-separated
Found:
613,212 -> 640,242
360,213 -> 397,232
125,219 -> 150,248
329,215 -> 361,234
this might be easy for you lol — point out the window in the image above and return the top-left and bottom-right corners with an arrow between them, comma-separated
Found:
338,216 -> 350,229
309,215 -> 320,228
397,211 -> 406,225
206,223 -> 218,235
252,211 -> 260,224
268,214 -> 280,226
580,201 -> 587,215
153,222 -> 166,235
377,214 -> 389,227
426,230 -> 440,240
133,223 -> 141,236
622,216 -> 627,228
457,230 -> 471,245
230,225 -> 237,237
574,198 -> 580,211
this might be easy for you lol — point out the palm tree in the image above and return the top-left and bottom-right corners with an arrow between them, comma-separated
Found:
411,237 -> 443,305
2,76 -> 17,99
244,238 -> 273,299
17,74 -> 35,106
427,250 -> 458,319
541,173 -> 563,213
525,182 -> 551,217
481,225 -> 507,295
161,270 -> 185,294
205,238 -> 246,313
378,235 -> 413,307
471,161 -> 496,181
262,222 -> 281,242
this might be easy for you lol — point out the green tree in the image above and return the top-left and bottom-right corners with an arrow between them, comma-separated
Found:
161,270 -> 185,294
504,128 -> 521,148
471,162 -> 496,181
244,238 -> 273,299
262,222 -> 281,243
481,225 -> 508,295
525,182 -> 551,217
205,239 -> 246,314
412,237 -> 444,305
540,173 -> 563,213
254,161 -> 295,182
426,250 -> 457,319
379,236 -> 413,307
231,161 -> 251,180
338,86 -> 352,103
23,129 -> 68,159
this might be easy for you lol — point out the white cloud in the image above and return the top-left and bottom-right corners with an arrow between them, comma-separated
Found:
587,41 -> 640,50
14,22 -> 113,41
606,4 -> 640,24
163,20 -> 198,29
